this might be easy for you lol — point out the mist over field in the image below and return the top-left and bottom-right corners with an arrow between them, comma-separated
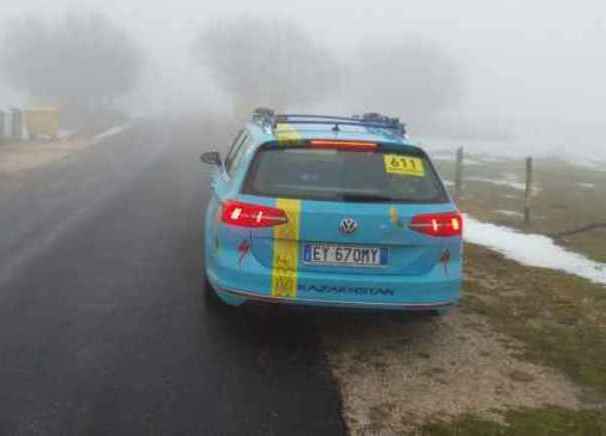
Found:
1,3 -> 606,434
1,0 -> 605,158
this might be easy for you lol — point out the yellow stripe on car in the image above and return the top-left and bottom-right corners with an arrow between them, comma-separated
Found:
271,198 -> 301,298
274,123 -> 302,144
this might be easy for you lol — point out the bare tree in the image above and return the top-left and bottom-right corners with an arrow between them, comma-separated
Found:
192,17 -> 341,114
0,12 -> 143,112
192,18 -> 462,126
343,37 -> 465,130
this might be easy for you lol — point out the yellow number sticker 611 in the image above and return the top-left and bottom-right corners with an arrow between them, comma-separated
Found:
384,155 -> 425,177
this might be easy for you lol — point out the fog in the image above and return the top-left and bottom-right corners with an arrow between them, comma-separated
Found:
1,0 -> 605,157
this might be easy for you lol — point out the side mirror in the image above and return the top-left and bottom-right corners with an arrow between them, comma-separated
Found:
200,151 -> 222,167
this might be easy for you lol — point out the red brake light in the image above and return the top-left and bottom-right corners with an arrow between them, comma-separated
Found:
221,201 -> 288,228
410,212 -> 463,237
309,140 -> 378,152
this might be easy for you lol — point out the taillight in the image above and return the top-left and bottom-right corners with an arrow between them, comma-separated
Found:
409,212 -> 463,237
221,201 -> 288,228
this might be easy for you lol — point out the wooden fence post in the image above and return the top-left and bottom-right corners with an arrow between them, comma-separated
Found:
454,147 -> 464,199
524,157 -> 533,225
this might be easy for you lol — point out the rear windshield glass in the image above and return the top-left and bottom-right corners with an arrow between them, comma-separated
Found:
242,147 -> 448,203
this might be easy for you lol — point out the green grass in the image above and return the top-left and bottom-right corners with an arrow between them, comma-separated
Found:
463,245 -> 606,399
406,244 -> 606,435
419,407 -> 606,436
440,244 -> 606,435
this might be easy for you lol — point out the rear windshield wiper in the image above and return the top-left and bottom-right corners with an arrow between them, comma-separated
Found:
340,193 -> 395,203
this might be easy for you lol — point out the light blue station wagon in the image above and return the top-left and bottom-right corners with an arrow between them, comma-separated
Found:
200,109 -> 462,313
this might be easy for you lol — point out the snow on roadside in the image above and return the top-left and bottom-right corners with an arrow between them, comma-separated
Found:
577,182 -> 595,189
572,158 -> 606,172
466,176 -> 527,191
503,194 -> 519,199
464,214 -> 606,286
429,152 -> 454,161
93,122 -> 133,143
495,209 -> 524,218
56,129 -> 76,140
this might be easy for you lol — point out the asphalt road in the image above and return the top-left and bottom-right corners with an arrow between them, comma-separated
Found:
0,118 -> 344,435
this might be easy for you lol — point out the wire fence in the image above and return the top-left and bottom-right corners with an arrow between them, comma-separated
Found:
450,147 -> 606,239
451,146 -> 534,225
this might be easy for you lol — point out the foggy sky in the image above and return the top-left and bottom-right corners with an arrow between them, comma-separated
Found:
2,0 -> 605,155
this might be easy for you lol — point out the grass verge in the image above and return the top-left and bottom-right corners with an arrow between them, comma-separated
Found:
421,243 -> 606,436
420,407 -> 606,436
463,244 -> 606,400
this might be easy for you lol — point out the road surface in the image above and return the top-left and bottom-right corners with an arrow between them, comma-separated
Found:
0,118 -> 344,435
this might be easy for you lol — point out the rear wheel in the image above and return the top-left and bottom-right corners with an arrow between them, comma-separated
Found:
431,306 -> 455,317
203,277 -> 223,307
203,276 -> 248,308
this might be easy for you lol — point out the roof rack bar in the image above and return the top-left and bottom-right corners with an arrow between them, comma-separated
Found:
274,119 -> 403,130
277,113 -> 405,136
252,109 -> 407,138
276,114 -> 363,123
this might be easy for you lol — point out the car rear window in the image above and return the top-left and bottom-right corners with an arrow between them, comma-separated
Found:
242,147 -> 449,203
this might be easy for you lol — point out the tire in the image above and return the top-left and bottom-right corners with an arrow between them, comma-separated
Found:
431,306 -> 455,317
203,276 -> 222,306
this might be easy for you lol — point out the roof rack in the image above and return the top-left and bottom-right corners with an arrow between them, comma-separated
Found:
251,107 -> 275,128
251,109 -> 407,138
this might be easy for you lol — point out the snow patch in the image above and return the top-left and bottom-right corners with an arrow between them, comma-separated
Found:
577,182 -> 595,189
572,159 -> 606,172
466,176 -> 527,191
495,210 -> 524,218
477,155 -> 508,163
464,215 -> 606,286
56,129 -> 76,140
430,153 -> 454,161
93,123 -> 133,143
427,152 -> 488,166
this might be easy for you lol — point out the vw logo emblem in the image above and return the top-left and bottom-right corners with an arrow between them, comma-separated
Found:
339,218 -> 358,234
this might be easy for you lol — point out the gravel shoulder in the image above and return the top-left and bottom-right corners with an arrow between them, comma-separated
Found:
319,244 -> 606,435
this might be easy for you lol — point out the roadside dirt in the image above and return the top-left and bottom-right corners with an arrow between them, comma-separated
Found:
317,243 -> 597,435
319,312 -> 579,435
0,138 -> 92,175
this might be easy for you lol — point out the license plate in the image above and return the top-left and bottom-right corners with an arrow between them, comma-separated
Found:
303,244 -> 388,267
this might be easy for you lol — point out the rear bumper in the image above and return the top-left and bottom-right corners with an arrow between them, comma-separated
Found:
213,284 -> 458,310
206,256 -> 461,309
206,226 -> 462,309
